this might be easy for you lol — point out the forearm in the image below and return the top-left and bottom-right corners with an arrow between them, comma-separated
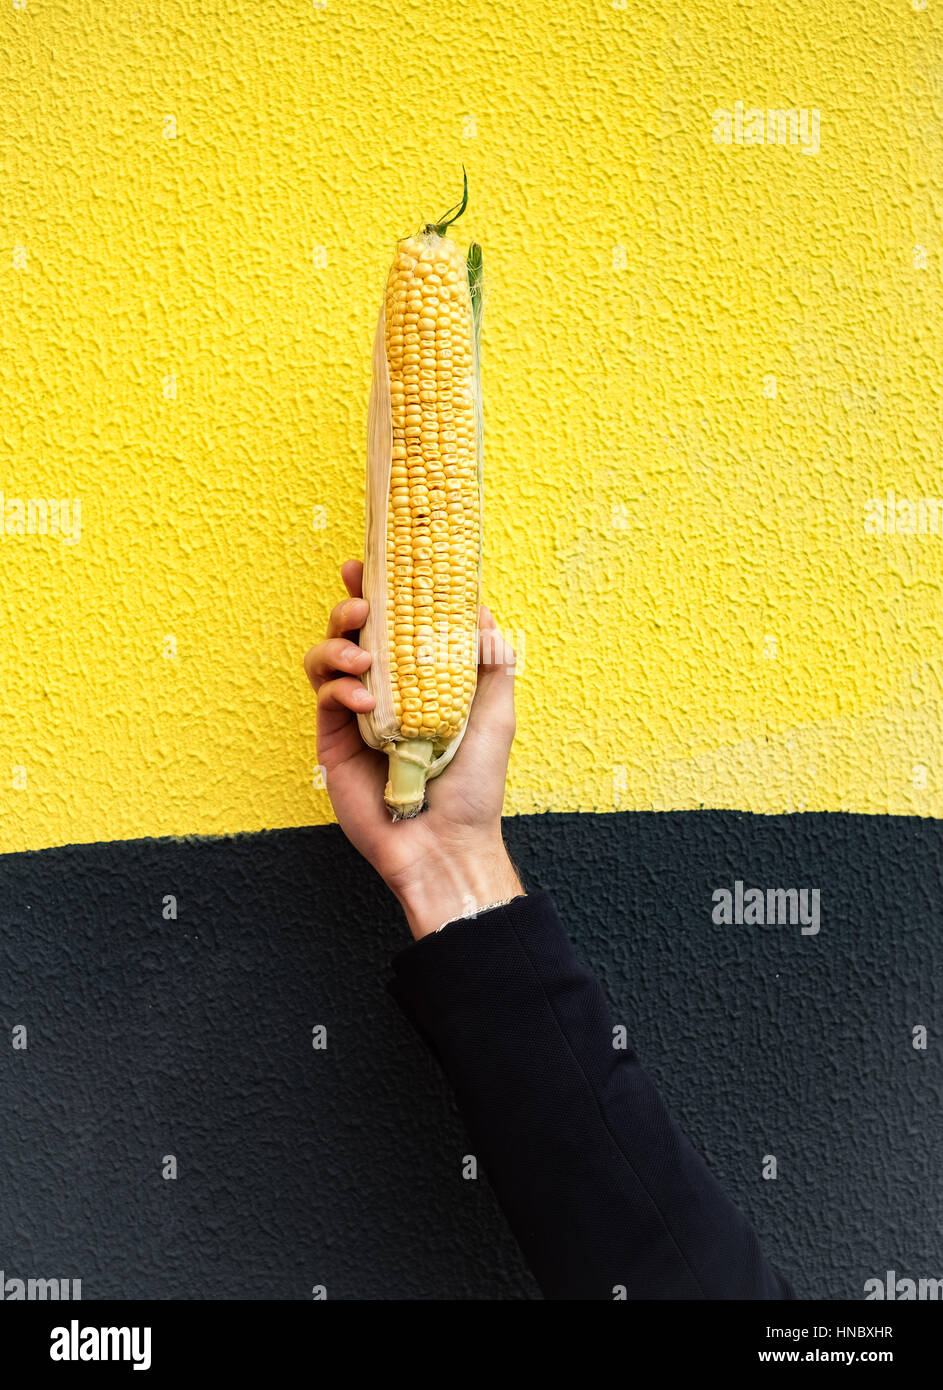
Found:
388,890 -> 792,1300
389,835 -> 524,940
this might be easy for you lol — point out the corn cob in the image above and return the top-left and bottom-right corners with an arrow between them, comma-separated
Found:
358,176 -> 484,818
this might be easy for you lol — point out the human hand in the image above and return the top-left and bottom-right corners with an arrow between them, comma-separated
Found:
303,559 -> 524,938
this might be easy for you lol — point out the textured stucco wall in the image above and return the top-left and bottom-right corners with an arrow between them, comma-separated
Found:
2,1 -> 942,855
1,0 -> 940,1305
2,811 -> 941,1299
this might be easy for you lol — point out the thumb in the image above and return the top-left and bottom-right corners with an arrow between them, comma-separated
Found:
469,604 -> 517,744
429,605 -> 517,815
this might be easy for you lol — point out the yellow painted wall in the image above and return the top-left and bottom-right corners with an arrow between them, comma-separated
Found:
1,0 -> 941,853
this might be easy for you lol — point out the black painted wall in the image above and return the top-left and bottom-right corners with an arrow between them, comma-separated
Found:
2,811 -> 940,1299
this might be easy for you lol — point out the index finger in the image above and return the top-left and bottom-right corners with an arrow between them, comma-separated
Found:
341,559 -> 364,600
325,559 -> 367,640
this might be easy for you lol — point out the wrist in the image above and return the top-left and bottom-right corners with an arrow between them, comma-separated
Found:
390,837 -> 524,941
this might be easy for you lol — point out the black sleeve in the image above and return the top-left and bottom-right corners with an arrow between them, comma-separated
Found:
387,889 -> 793,1301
